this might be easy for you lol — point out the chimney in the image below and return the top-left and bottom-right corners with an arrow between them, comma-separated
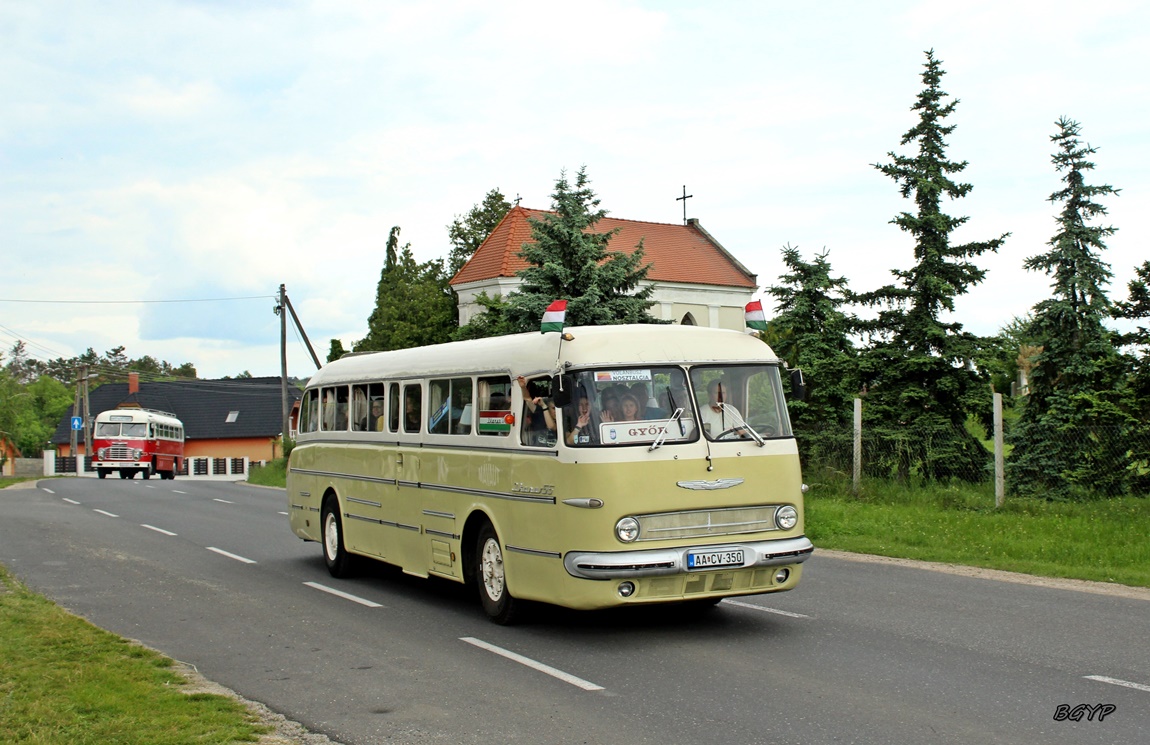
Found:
128,372 -> 139,395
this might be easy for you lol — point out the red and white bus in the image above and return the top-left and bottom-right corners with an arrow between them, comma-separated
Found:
92,408 -> 185,480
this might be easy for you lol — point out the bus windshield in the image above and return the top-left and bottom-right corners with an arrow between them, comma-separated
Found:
689,364 -> 792,441
94,422 -> 148,438
563,366 -> 696,447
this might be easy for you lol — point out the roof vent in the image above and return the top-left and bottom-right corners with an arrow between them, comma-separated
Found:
225,411 -> 239,423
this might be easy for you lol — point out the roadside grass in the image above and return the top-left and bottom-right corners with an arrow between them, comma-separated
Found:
0,565 -> 268,745
246,458 -> 286,488
805,474 -> 1150,588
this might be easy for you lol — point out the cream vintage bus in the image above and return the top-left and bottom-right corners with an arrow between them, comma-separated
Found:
287,324 -> 813,623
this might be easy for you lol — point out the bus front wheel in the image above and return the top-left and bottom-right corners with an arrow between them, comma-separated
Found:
475,522 -> 520,625
322,498 -> 353,578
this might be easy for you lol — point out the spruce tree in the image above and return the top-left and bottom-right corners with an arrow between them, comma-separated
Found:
856,50 -> 1007,481
446,188 -> 513,279
1009,118 -> 1133,497
356,226 -> 456,352
502,166 -> 661,332
767,245 -> 859,473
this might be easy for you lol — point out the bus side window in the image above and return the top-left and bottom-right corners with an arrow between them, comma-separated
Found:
404,385 -> 421,433
388,383 -> 400,432
301,389 -> 318,433
367,383 -> 385,432
351,384 -> 370,431
477,376 -> 512,437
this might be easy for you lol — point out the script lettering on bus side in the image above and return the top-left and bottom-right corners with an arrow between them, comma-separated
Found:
511,482 -> 555,497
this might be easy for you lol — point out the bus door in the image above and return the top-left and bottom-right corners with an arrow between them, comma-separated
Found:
391,381 -> 425,574
342,383 -> 388,559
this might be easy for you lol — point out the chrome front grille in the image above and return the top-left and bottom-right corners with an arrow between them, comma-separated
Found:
105,446 -> 134,460
636,505 -> 779,541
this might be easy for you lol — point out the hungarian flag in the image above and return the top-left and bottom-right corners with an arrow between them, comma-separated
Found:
540,300 -> 567,334
744,300 -> 767,332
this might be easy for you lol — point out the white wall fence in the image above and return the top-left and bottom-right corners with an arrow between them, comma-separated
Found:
45,455 -> 264,479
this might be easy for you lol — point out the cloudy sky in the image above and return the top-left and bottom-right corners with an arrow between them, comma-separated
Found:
2,0 -> 1147,380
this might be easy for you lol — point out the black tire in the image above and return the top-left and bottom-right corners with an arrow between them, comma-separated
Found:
141,468 -> 151,480
475,521 -> 521,625
321,498 -> 353,578
97,469 -> 109,479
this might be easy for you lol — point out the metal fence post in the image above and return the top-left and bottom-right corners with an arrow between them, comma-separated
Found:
853,398 -> 862,496
994,392 -> 1004,508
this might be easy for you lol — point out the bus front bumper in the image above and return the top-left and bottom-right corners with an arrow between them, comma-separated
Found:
562,536 -> 814,580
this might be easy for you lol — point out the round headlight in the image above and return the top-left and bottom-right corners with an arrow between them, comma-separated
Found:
775,505 -> 798,531
97,448 -> 106,459
133,448 -> 144,460
615,516 -> 640,543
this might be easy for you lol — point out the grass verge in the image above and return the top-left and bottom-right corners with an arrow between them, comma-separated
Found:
245,458 -> 286,488
805,476 -> 1150,587
0,564 -> 269,744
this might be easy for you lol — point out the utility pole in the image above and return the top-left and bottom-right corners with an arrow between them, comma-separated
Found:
70,370 -> 81,457
82,366 -> 93,470
278,284 -> 289,451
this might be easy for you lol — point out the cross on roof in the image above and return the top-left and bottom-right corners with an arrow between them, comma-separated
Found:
676,185 -> 693,225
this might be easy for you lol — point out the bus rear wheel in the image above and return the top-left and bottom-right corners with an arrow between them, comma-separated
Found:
475,522 -> 521,625
321,498 -> 353,578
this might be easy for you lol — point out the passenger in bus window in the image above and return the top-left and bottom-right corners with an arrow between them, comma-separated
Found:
565,389 -> 597,446
404,393 -> 420,432
599,389 -> 623,423
619,393 -> 641,421
517,376 -> 556,446
370,398 -> 385,431
700,379 -> 749,438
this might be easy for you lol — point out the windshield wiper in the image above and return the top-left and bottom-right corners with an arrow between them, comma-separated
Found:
650,407 -> 685,451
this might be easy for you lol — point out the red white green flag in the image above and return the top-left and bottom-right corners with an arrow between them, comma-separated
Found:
540,300 -> 567,334
744,300 -> 767,332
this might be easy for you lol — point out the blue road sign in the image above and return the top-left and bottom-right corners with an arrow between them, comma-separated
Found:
71,416 -> 83,431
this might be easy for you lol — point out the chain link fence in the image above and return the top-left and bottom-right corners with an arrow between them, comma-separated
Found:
796,403 -> 1150,499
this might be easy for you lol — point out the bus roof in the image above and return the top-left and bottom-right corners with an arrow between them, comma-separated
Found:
94,408 -> 183,426
306,324 -> 781,387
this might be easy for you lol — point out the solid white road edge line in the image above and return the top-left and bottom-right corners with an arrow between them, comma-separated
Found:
141,524 -> 178,536
460,637 -> 605,692
723,599 -> 810,618
206,547 -> 256,564
1084,675 -> 1150,693
303,581 -> 383,608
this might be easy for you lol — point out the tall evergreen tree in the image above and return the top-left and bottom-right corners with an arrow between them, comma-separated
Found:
501,166 -> 662,333
356,226 -> 456,352
446,188 -> 513,279
1009,118 -> 1133,497
767,245 -> 857,423
855,50 -> 1007,481
767,245 -> 859,473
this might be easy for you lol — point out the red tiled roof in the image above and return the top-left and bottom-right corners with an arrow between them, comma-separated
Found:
451,206 -> 757,289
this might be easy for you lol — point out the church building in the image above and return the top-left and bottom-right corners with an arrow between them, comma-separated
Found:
450,205 -> 759,330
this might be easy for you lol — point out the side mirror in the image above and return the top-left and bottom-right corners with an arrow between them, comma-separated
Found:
790,369 -> 807,402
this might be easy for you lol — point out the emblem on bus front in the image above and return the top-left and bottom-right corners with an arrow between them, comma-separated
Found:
676,478 -> 744,490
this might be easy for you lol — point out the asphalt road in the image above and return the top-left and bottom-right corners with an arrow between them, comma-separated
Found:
1,478 -> 1147,744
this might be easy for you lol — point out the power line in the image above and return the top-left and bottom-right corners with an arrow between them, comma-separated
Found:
0,295 -> 276,305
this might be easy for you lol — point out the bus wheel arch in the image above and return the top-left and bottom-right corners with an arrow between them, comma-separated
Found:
321,490 -> 353,578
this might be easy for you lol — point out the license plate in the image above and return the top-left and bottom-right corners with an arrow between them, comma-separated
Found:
687,548 -> 745,570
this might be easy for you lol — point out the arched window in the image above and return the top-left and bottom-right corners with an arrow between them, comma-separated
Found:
680,312 -> 697,326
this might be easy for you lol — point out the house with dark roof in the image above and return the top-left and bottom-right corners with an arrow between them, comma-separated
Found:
51,374 -> 302,462
450,205 -> 759,330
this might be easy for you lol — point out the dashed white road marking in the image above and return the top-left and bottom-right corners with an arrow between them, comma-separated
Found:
206,547 -> 256,564
304,582 -> 383,608
723,599 -> 810,618
141,524 -> 178,536
172,490 -> 188,494
62,498 -> 81,505
42,488 -> 56,494
213,498 -> 234,504
1085,675 -> 1150,693
93,509 -> 119,518
460,637 -> 605,692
